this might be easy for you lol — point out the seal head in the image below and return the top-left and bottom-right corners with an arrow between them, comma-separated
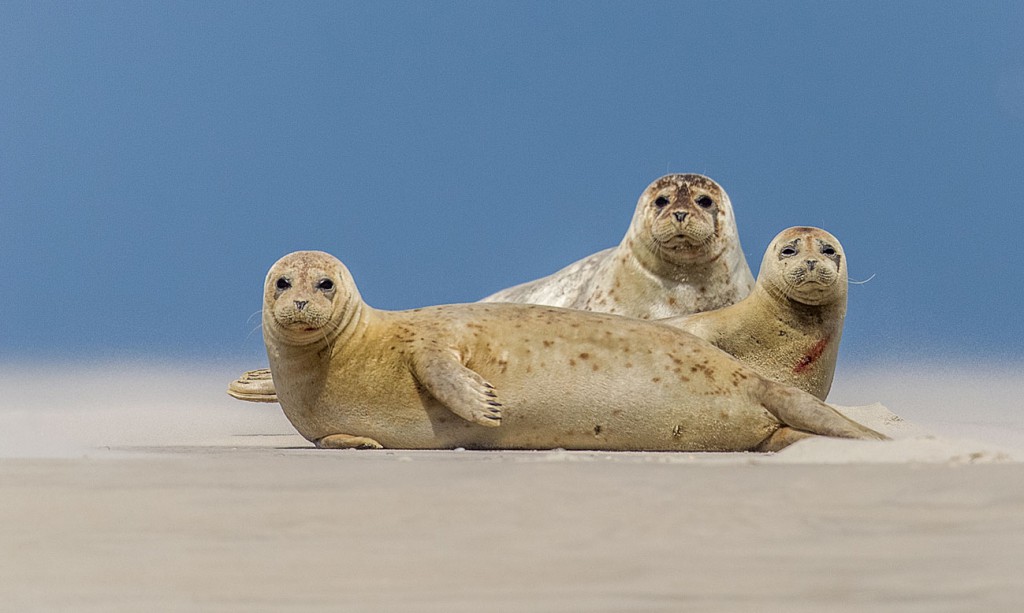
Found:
762,227 -> 846,307
629,174 -> 736,272
262,251 -> 362,349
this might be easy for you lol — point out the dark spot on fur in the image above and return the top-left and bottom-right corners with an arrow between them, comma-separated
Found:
593,425 -> 603,436
579,352 -> 590,360
569,359 -> 577,367
543,340 -> 553,347
652,377 -> 661,383
591,363 -> 599,372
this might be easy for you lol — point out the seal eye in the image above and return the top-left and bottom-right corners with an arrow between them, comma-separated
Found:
695,195 -> 714,209
317,279 -> 335,291
276,277 -> 291,290
780,247 -> 797,257
821,246 -> 836,256
654,196 -> 670,208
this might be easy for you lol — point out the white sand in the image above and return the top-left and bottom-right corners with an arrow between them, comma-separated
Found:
1,361 -> 1023,611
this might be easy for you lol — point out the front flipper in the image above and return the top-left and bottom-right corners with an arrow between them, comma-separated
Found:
408,347 -> 502,427
226,368 -> 278,403
317,434 -> 384,449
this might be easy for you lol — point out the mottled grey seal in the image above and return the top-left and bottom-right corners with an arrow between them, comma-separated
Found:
665,227 -> 847,400
480,173 -> 755,319
253,250 -> 882,451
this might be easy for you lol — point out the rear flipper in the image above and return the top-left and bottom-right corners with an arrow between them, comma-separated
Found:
759,380 -> 888,441
226,368 -> 278,403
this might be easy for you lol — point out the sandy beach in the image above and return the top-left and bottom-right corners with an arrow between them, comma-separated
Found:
2,361 -> 1023,611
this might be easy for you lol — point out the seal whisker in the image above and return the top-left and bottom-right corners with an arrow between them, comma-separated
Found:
245,309 -> 264,324
244,322 -> 264,343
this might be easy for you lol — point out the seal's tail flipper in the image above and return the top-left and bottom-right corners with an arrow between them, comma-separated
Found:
226,368 -> 279,403
759,380 -> 887,441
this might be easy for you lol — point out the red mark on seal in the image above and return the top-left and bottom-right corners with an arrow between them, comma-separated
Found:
793,338 -> 829,373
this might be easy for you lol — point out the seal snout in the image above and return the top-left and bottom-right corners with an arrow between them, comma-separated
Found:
673,211 -> 687,222
294,300 -> 309,311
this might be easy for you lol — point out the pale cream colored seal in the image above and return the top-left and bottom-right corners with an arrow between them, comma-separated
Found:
665,227 -> 847,400
480,173 -> 755,319
251,250 -> 883,451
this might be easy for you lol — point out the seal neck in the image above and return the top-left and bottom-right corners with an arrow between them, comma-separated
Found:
757,280 -> 845,330
625,232 -> 747,285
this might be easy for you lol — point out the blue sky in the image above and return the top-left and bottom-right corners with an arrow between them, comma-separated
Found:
2,1 -> 1022,364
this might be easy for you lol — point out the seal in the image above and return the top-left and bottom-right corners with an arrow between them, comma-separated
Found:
480,173 -> 755,319
664,227 -> 848,400
252,250 -> 883,451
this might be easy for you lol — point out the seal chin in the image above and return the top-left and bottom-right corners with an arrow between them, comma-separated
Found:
783,278 -> 837,306
655,236 -> 720,263
272,310 -> 334,338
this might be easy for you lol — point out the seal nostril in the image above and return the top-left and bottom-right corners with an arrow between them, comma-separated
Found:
806,260 -> 816,270
294,300 -> 308,311
673,211 -> 687,222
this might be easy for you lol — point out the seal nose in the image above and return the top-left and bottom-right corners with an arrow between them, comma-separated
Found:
805,260 -> 817,271
673,211 -> 687,222
294,300 -> 308,311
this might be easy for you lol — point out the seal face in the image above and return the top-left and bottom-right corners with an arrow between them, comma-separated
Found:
480,174 -> 755,320
666,227 -> 848,400
636,174 -> 731,266
768,227 -> 845,307
253,250 -> 882,451
266,258 -> 345,344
